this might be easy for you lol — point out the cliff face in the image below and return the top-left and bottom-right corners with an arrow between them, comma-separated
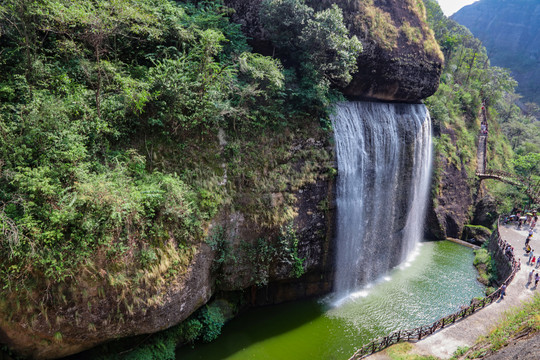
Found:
0,244 -> 215,359
453,0 -> 540,104
225,0 -> 444,102
425,156 -> 473,240
0,1 -> 444,358
215,176 -> 336,304
0,131 -> 336,360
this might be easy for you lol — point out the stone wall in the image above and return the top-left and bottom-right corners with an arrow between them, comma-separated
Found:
487,225 -> 513,286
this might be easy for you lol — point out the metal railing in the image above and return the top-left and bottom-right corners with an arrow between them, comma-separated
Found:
349,219 -> 520,360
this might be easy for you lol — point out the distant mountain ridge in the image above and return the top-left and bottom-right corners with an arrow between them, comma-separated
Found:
453,0 -> 540,104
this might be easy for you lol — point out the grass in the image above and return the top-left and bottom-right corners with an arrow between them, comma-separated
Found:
463,224 -> 492,235
451,346 -> 470,359
459,294 -> 540,358
379,342 -> 438,360
402,21 -> 423,46
473,247 -> 497,290
358,0 -> 399,50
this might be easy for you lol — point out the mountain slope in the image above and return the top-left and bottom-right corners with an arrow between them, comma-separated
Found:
452,0 -> 540,104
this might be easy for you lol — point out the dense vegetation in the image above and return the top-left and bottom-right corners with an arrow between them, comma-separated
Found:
0,0 -> 362,358
423,0 -> 539,213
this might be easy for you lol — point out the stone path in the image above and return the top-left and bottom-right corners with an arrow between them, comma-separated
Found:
366,224 -> 539,360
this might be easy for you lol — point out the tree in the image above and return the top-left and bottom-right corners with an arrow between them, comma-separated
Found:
260,0 -> 361,87
38,0 -> 164,117
512,153 -> 540,178
0,0 -> 41,88
147,29 -> 235,133
299,4 -> 362,87
260,0 -> 313,51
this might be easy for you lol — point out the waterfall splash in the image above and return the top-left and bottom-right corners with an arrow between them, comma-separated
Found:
331,101 -> 432,303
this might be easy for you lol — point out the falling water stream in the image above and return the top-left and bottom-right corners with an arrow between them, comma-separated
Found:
332,101 -> 432,302
176,102 -> 483,360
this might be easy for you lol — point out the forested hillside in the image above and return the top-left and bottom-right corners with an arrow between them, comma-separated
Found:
453,0 -> 540,105
423,0 -> 539,240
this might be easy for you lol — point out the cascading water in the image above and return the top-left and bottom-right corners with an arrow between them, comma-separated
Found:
332,101 -> 432,300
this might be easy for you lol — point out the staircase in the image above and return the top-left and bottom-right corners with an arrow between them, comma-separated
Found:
475,104 -> 539,204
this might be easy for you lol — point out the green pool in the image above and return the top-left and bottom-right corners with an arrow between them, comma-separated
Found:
177,240 -> 484,360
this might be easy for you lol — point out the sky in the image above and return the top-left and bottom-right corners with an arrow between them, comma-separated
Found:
437,0 -> 480,16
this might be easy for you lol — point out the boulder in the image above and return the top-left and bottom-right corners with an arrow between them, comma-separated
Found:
0,245 -> 214,360
224,0 -> 444,102
462,225 -> 492,246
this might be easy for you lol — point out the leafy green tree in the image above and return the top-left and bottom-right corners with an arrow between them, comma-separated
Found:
260,0 -> 362,112
260,0 -> 314,54
299,4 -> 362,87
147,29 -> 234,133
0,0 -> 41,83
37,0 -> 164,117
512,153 -> 540,178
230,52 -> 285,132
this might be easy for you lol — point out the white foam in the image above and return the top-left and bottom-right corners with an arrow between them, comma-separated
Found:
330,242 -> 425,308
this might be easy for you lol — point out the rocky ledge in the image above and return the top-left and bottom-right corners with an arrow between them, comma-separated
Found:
225,0 -> 443,103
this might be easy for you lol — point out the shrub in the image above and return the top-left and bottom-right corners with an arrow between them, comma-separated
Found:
198,305 -> 225,343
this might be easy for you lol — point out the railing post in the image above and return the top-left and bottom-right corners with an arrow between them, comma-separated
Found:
347,217 -> 521,360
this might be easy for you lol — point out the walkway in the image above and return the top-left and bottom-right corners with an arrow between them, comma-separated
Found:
410,225 -> 538,359
476,104 -> 488,175
474,103 -> 540,204
365,225 -> 537,360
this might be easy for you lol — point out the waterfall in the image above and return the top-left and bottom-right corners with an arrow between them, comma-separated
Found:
332,101 -> 432,299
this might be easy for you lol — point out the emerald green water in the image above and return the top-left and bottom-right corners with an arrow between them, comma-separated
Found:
177,241 -> 483,360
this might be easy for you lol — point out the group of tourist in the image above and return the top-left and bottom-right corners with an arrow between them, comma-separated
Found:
504,242 -> 515,259
480,121 -> 488,135
524,227 -> 540,288
503,210 -> 540,290
527,269 -> 540,288
503,210 -> 538,231
517,212 -> 540,289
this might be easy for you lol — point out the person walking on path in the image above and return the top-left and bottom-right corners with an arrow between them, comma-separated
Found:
525,234 -> 532,246
500,284 -> 507,299
528,250 -> 535,264
535,273 -> 540,288
528,269 -> 534,285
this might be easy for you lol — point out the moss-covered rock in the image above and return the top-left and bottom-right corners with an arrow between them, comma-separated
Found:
462,224 -> 492,246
